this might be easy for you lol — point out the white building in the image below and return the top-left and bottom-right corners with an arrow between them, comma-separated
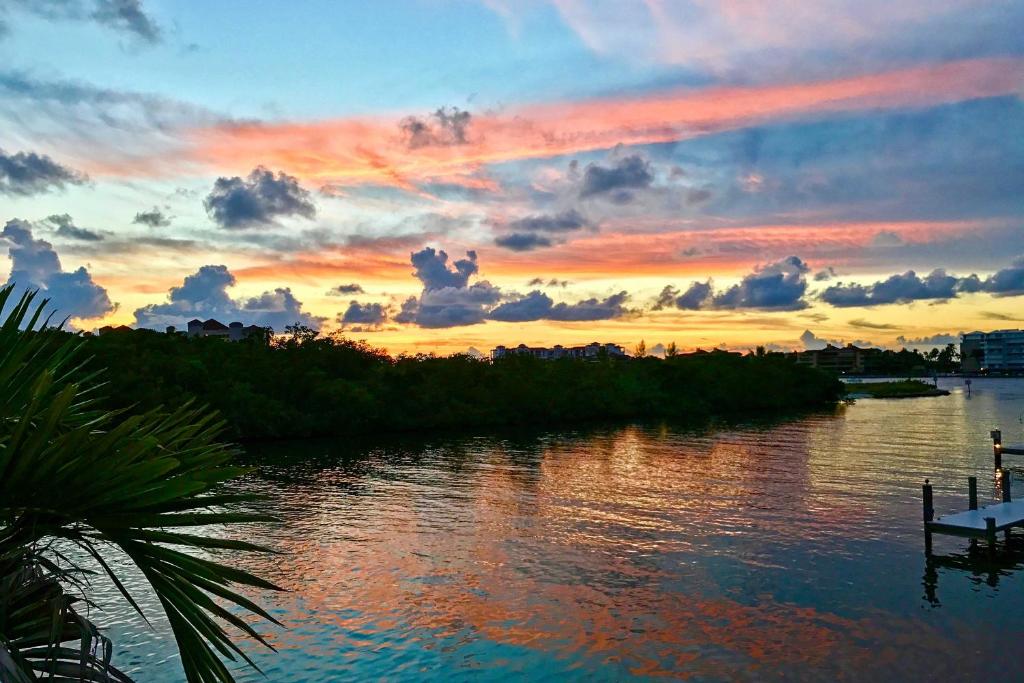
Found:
961,329 -> 1024,373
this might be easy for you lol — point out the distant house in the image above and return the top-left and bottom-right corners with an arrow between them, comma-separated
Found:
97,324 -> 133,335
491,342 -> 627,361
182,319 -> 269,342
678,348 -> 742,359
792,343 -> 880,374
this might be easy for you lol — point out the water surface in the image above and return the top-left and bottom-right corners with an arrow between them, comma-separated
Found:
104,377 -> 1024,680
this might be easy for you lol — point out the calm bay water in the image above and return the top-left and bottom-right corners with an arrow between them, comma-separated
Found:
102,377 -> 1024,681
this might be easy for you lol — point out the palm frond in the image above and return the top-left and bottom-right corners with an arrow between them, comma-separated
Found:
0,284 -> 283,683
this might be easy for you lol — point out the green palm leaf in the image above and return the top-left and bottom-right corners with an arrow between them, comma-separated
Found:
0,285 -> 283,682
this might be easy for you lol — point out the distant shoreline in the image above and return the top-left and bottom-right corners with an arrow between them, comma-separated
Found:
80,329 -> 845,441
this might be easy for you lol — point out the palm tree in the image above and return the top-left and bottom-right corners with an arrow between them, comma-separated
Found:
0,285 -> 282,682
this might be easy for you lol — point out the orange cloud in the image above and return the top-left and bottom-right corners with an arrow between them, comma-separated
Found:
181,58 -> 1023,192
482,219 -> 986,277
194,219 -> 985,288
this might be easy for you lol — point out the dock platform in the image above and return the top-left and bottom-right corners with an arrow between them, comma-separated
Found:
928,501 -> 1024,537
923,467 -> 1019,553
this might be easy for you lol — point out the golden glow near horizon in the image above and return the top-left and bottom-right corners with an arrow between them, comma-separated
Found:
75,259 -> 1015,356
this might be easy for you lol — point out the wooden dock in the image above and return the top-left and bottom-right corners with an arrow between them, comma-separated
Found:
924,466 -> 1020,554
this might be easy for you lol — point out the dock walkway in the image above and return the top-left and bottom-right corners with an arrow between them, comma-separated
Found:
922,429 -> 1024,553
929,500 -> 1024,537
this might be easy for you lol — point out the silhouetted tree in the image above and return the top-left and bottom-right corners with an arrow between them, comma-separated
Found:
78,328 -> 844,440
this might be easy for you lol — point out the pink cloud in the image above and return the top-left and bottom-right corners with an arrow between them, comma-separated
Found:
169,58 -> 1022,194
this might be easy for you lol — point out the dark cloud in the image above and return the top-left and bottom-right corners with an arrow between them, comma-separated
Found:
981,256 -> 1024,296
817,256 -> 1024,308
4,0 -> 161,43
980,310 -> 1023,321
328,283 -> 364,296
339,301 -> 388,327
814,267 -> 837,281
678,282 -> 713,309
2,218 -> 114,320
410,247 -> 478,290
133,264 -> 324,331
204,166 -> 316,229
400,106 -> 472,149
488,290 -> 631,322
848,318 -> 898,330
579,154 -> 654,202
527,278 -> 571,288
548,278 -> 570,288
0,149 -> 86,196
549,291 -> 630,321
495,233 -> 552,251
713,256 -> 810,310
488,290 -> 554,322
820,269 -> 962,307
495,210 -> 590,251
44,214 -> 103,241
132,206 -> 171,228
654,281 -> 713,311
655,257 -> 809,311
507,209 -> 590,233
396,247 -> 500,328
91,0 -> 161,43
800,329 -> 836,350
395,247 -> 634,328
395,282 -> 502,328
896,333 -> 960,347
238,288 -> 323,330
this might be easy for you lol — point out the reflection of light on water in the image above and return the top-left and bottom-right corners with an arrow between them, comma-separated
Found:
100,378 -> 1024,681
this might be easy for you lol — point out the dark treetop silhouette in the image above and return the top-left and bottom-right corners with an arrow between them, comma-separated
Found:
83,324 -> 844,440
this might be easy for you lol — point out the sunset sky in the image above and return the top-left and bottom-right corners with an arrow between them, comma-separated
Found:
2,1 -> 1023,355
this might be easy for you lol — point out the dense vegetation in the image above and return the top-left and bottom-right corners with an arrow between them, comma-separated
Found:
855,344 -> 961,376
81,327 -> 844,440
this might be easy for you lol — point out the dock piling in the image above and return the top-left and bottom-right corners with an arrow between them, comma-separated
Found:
992,429 -> 1003,470
923,479 -> 934,554
1002,469 -> 1013,543
969,476 -> 978,510
986,516 -> 997,554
